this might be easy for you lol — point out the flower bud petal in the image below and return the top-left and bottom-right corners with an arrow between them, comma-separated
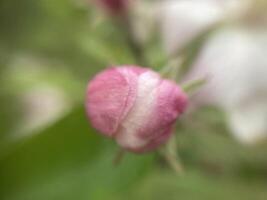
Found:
87,67 -> 135,136
86,66 -> 188,153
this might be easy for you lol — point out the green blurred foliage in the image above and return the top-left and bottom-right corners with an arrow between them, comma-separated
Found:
0,0 -> 267,200
0,107 -> 154,200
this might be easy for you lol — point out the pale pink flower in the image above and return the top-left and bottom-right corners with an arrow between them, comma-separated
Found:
130,0 -> 251,54
159,0 -> 223,55
187,27 -> 267,144
95,0 -> 129,15
86,66 -> 188,153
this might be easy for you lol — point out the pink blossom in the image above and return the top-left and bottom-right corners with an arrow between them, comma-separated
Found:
86,66 -> 188,153
96,0 -> 129,15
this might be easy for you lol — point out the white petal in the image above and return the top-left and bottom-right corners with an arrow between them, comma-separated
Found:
160,0 -> 223,55
115,71 -> 160,150
189,27 -> 267,143
228,100 -> 267,144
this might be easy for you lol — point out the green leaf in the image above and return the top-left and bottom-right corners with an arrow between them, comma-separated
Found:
0,106 -> 154,200
126,169 -> 267,200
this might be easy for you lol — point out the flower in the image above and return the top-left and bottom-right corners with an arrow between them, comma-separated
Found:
186,27 -> 267,144
130,0 -> 252,54
86,66 -> 188,153
96,0 -> 129,15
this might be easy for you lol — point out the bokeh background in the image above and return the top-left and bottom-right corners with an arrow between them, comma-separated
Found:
0,0 -> 267,200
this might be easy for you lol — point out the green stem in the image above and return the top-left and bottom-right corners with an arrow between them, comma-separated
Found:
164,150 -> 184,175
160,134 -> 184,175
160,57 -> 183,81
182,78 -> 207,94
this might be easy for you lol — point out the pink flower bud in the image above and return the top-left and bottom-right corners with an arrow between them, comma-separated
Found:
86,66 -> 188,153
96,0 -> 129,15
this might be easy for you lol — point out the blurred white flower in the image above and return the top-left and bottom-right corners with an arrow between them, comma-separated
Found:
3,55 -> 78,139
159,0 -> 223,55
229,99 -> 267,143
215,0 -> 252,19
188,27 -> 267,144
21,85 -> 71,135
131,0 -> 252,54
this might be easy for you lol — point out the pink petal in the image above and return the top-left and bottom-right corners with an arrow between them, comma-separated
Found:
137,80 -> 187,144
115,73 -> 188,153
86,67 -> 135,136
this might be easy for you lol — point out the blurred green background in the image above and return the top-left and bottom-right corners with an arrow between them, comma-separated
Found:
0,0 -> 267,200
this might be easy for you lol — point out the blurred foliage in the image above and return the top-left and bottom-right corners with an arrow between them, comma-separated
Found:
0,106 -> 154,200
0,0 -> 267,200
